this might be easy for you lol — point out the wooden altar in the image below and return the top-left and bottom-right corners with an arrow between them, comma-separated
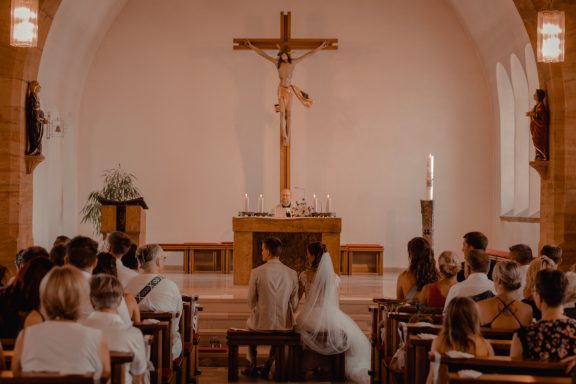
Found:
232,217 -> 342,285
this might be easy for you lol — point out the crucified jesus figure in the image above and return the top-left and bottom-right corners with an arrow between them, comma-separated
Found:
245,40 -> 329,146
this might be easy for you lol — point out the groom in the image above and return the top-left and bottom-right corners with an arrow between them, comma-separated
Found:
245,237 -> 299,378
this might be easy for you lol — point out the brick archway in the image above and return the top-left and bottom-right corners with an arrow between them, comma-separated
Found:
0,0 -> 61,269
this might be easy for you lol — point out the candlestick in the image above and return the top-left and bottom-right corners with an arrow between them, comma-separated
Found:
325,194 -> 332,213
426,154 -> 434,200
244,193 -> 249,212
313,194 -> 320,212
258,194 -> 264,213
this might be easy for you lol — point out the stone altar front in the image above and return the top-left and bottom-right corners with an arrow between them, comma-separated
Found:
232,217 -> 342,285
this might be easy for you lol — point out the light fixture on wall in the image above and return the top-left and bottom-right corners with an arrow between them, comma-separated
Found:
537,1 -> 565,63
10,0 -> 39,47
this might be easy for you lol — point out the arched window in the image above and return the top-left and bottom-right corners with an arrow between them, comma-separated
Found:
497,44 -> 540,219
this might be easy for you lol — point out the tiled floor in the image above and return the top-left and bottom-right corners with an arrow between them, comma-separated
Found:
165,270 -> 399,300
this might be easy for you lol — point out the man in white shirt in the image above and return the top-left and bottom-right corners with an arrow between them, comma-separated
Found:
245,237 -> 298,378
67,236 -> 133,325
444,249 -> 495,310
274,189 -> 293,218
509,243 -> 533,299
126,244 -> 183,359
107,231 -> 139,287
84,274 -> 147,384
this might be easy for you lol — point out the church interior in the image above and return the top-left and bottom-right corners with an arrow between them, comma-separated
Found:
2,0 -> 576,383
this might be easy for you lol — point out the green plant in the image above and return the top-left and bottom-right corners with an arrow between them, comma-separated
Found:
81,165 -> 141,234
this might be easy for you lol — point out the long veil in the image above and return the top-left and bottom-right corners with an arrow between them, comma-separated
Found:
296,252 -> 350,354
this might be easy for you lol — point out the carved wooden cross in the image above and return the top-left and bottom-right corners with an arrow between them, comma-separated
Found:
234,12 -> 338,193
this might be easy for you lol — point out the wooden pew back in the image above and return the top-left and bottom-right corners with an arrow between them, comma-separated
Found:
134,321 -> 170,384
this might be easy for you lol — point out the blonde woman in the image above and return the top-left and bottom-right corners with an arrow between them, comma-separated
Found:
477,261 -> 532,329
418,251 -> 460,308
11,266 -> 110,379
522,256 -> 556,321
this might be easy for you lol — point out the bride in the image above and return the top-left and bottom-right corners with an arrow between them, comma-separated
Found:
296,242 -> 371,384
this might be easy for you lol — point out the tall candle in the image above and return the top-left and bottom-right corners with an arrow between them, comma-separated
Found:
426,154 -> 434,200
257,194 -> 264,213
325,194 -> 332,213
313,194 -> 320,212
244,193 -> 249,212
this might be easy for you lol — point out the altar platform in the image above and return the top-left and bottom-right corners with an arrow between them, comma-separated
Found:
166,270 -> 398,344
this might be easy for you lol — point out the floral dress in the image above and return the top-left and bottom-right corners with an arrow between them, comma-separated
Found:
519,318 -> 576,360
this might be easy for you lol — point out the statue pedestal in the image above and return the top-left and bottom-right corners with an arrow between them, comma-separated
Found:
232,217 -> 341,285
100,197 -> 148,246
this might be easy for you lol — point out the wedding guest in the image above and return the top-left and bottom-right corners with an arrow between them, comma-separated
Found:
84,275 -> 147,384
122,244 -> 140,271
508,243 -> 533,294
48,244 -> 66,266
107,231 -> 138,287
477,261 -> 532,329
126,244 -> 183,359
68,236 -> 134,325
0,265 -> 11,287
11,265 -> 110,378
0,256 -> 53,337
93,252 -> 140,324
396,237 -> 439,301
511,269 -> 576,360
432,296 -> 494,356
458,232 -> 488,282
522,255 -> 556,321
418,251 -> 460,308
444,250 -> 495,310
541,245 -> 563,267
564,272 -> 576,319
244,237 -> 298,378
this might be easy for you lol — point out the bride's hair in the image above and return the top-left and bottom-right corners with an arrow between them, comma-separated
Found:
307,242 -> 327,271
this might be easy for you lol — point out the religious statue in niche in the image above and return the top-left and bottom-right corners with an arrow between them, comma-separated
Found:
244,40 -> 329,146
526,89 -> 549,161
25,80 -> 48,156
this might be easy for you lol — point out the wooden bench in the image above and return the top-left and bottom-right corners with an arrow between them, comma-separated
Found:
430,354 -> 573,384
340,244 -> 384,275
226,329 -> 345,382
405,336 -> 512,384
182,295 -> 202,382
447,372 -> 571,383
159,242 -> 232,273
226,329 -> 301,382
109,351 -> 134,384
0,371 -> 106,383
134,321 -> 171,384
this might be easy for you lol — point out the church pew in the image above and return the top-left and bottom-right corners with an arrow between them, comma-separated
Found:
226,329 -> 345,382
369,300 -> 442,384
0,371 -> 106,383
139,312 -> 178,384
429,354 -> 572,384
134,321 -> 171,384
226,329 -> 301,382
181,295 -> 202,382
405,335 -> 512,384
447,373 -> 571,384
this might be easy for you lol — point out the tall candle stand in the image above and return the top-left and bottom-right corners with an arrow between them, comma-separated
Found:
420,199 -> 434,248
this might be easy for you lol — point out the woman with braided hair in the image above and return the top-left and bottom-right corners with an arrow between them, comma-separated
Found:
397,237 -> 439,300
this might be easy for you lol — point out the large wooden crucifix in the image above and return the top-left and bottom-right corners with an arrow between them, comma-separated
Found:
234,12 -> 338,193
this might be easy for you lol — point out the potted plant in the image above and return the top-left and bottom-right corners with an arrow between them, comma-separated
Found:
81,165 -> 142,234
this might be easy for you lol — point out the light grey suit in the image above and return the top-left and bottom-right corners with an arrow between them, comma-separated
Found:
246,258 -> 299,331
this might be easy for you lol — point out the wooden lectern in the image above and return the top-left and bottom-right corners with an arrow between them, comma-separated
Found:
232,217 -> 341,285
100,197 -> 148,246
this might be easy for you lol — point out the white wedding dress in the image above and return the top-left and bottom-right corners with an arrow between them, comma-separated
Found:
296,253 -> 371,384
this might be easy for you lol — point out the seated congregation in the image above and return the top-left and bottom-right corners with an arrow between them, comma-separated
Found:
380,231 -> 576,384
0,231 -> 191,384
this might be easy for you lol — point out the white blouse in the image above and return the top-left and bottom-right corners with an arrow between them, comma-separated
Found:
21,321 -> 103,377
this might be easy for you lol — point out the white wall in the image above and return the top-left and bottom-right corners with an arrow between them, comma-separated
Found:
34,0 -> 539,269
